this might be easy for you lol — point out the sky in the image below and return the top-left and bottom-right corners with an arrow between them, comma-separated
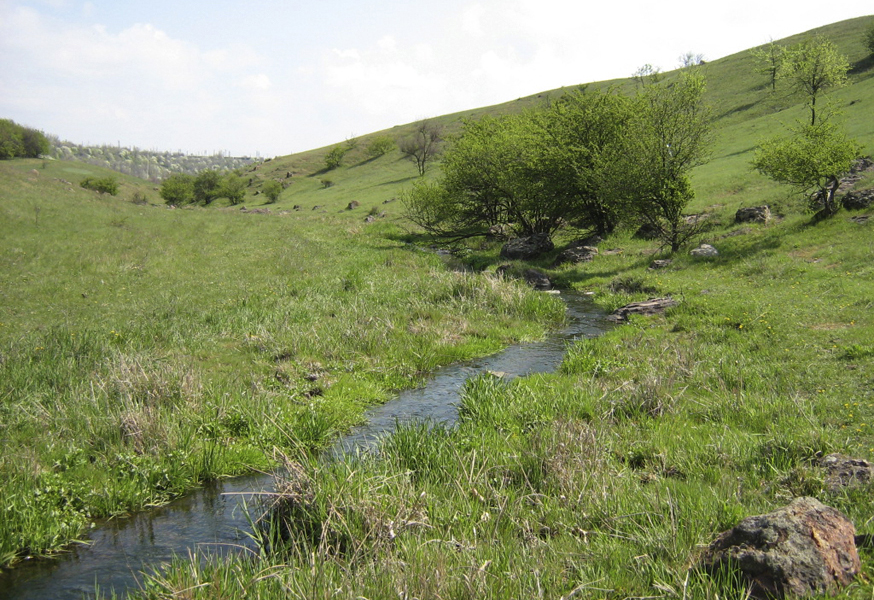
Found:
1,1 -> 871,158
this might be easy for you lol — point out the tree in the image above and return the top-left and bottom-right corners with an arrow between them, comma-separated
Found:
619,71 -> 713,252
678,52 -> 705,68
324,145 -> 347,170
0,119 -> 24,159
400,121 -> 443,175
220,173 -> 246,205
750,39 -> 786,93
262,179 -> 282,204
632,64 -> 662,87
159,173 -> 195,204
752,121 -> 861,217
866,22 -> 874,55
193,169 -> 223,204
80,176 -> 119,195
782,36 -> 849,126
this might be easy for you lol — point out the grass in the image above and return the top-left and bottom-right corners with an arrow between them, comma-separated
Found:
3,12 -> 874,600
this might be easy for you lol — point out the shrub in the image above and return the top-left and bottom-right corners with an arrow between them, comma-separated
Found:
80,176 -> 119,195
159,173 -> 195,205
262,179 -> 282,204
324,146 -> 347,170
0,119 -> 49,159
365,135 -> 395,158
866,23 -> 874,55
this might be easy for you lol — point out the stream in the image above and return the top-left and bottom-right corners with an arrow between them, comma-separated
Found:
0,292 -> 608,600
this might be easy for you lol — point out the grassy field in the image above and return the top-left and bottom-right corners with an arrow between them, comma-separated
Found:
1,13 -> 874,600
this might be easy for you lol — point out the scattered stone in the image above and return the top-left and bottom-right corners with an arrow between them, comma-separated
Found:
842,189 -> 874,210
850,215 -> 869,224
312,205 -> 322,211
293,205 -> 302,211
820,454 -> 873,491
700,497 -> 860,599
600,248 -> 624,256
553,246 -> 598,267
649,259 -> 673,270
569,235 -> 603,248
736,205 -> 772,224
690,244 -> 718,258
522,269 -> 551,290
500,234 -> 554,260
346,200 -> 360,210
607,297 -> 678,322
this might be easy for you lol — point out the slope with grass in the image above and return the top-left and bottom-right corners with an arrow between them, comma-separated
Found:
1,13 -> 874,599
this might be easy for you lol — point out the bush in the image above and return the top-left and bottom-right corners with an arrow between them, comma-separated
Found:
159,173 -> 195,205
80,176 -> 119,195
866,23 -> 874,55
262,179 -> 282,204
220,173 -> 246,205
365,135 -> 395,158
0,119 -> 49,159
324,146 -> 347,170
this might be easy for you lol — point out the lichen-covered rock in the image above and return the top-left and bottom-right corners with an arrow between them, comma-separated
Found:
607,297 -> 678,322
820,454 -> 873,491
700,497 -> 860,599
522,269 -> 551,290
649,259 -> 673,270
500,234 -> 554,260
552,246 -> 598,267
842,189 -> 874,210
690,243 -> 718,258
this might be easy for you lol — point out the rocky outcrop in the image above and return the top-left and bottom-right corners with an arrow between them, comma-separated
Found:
500,234 -> 554,260
552,246 -> 598,267
842,189 -> 874,210
700,497 -> 860,599
649,259 -> 673,270
736,206 -> 772,224
607,297 -> 678,322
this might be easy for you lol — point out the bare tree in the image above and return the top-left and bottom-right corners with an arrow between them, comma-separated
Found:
678,52 -> 705,68
399,121 -> 443,176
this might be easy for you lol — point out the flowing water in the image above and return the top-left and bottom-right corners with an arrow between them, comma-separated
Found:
0,292 -> 608,600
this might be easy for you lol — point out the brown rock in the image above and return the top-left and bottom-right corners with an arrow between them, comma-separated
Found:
607,297 -> 678,322
700,497 -> 860,599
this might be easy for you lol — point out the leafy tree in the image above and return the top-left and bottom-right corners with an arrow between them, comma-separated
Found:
324,145 -> 347,170
782,36 -> 849,126
220,173 -> 246,205
752,121 -> 861,217
159,173 -> 195,204
80,176 -> 119,195
632,64 -> 662,87
619,71 -> 713,252
400,121 -> 443,176
365,135 -> 395,158
0,119 -> 24,159
536,88 -> 634,236
750,39 -> 786,93
262,179 -> 282,204
193,169 -> 223,204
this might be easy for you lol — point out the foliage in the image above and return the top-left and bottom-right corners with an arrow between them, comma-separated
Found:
324,145 -> 348,170
618,71 -> 713,252
262,179 -> 283,203
0,119 -> 49,160
866,22 -> 874,55
752,121 -> 862,216
782,36 -> 850,126
750,39 -> 786,93
220,173 -> 246,205
193,169 -> 223,205
159,173 -> 195,205
399,120 -> 443,175
79,176 -> 119,195
632,63 -> 662,87
365,135 -> 395,158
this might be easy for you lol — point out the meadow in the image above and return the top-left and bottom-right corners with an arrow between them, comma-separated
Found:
1,14 -> 873,600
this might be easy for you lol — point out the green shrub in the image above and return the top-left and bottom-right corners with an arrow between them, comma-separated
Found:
866,22 -> 874,55
365,135 -> 395,158
262,179 -> 282,204
80,176 -> 119,195
159,173 -> 195,205
324,146 -> 347,170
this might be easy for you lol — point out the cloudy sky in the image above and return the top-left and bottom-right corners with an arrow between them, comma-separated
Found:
1,1 -> 870,157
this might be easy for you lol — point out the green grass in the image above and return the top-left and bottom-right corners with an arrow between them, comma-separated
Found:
3,13 -> 874,600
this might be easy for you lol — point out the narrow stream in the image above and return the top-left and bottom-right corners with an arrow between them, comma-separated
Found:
0,292 -> 608,600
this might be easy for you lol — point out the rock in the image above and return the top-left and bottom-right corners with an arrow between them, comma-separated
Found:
700,497 -> 860,599
842,189 -> 874,210
850,215 -> 869,224
346,200 -> 360,210
553,246 -> 598,267
633,223 -> 660,240
690,244 -> 718,258
293,205 -> 302,211
500,234 -> 554,260
820,454 -> 873,491
523,269 -> 551,290
736,205 -> 772,224
607,297 -> 678,322
569,235 -> 603,248
312,205 -> 322,211
649,259 -> 673,270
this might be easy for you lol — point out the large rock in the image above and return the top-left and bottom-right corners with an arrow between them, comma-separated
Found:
607,297 -> 678,322
690,243 -> 719,258
500,234 -> 554,260
842,189 -> 874,210
736,206 -> 772,224
820,454 -> 873,491
700,497 -> 860,599
523,269 -> 551,290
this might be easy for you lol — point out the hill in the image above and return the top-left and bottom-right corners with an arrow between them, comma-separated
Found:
1,14 -> 873,600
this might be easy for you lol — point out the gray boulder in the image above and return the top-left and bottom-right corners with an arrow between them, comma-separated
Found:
700,497 -> 860,599
690,243 -> 718,258
500,234 -> 554,260
736,205 -> 772,224
522,269 -> 551,290
553,246 -> 598,267
820,453 -> 873,491
842,189 -> 874,210
607,297 -> 678,322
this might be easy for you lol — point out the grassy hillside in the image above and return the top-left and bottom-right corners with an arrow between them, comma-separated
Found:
1,14 -> 873,600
